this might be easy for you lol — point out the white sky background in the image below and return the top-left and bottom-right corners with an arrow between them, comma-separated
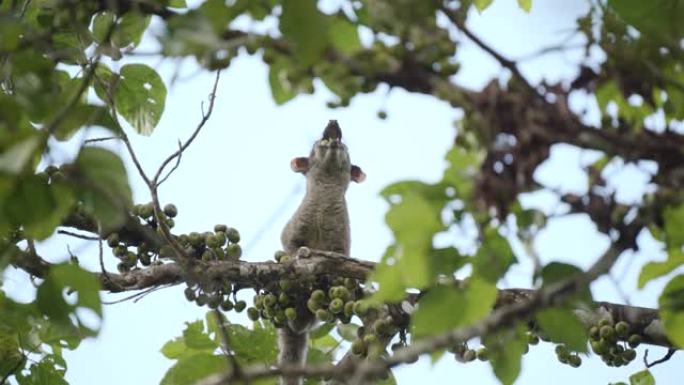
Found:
2,0 -> 681,384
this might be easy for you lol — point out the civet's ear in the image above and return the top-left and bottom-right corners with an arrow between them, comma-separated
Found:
291,157 -> 310,174
350,165 -> 366,183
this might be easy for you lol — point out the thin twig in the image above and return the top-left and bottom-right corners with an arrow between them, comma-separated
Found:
156,140 -> 183,187
57,229 -> 100,240
644,348 -> 676,368
441,7 -> 543,99
101,285 -> 172,305
152,70 -> 222,187
84,136 -> 119,144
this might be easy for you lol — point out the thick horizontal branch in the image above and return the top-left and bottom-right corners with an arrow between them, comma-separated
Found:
9,246 -> 673,349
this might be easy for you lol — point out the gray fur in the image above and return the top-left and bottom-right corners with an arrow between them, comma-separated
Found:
277,121 -> 361,385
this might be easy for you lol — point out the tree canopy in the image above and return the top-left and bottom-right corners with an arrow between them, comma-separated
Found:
1,1 -> 683,385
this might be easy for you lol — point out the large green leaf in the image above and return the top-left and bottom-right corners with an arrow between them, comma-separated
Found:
412,278 -> 496,338
36,263 -> 102,333
370,193 -> 442,301
639,249 -> 684,288
280,0 -> 329,65
663,203 -> 684,249
473,226 -> 516,283
659,274 -> 684,347
268,59 -> 297,105
473,0 -> 495,12
75,147 -> 132,231
329,17 -> 362,55
629,370 -> 655,385
485,324 -> 528,385
536,308 -> 588,353
113,64 -> 167,135
160,353 -> 228,385
0,136 -> 41,174
517,0 -> 532,12
183,320 -> 219,351
609,0 -> 684,43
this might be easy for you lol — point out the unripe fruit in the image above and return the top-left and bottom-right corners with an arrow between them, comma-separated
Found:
226,244 -> 242,259
184,287 -> 196,301
600,325 -> 615,339
311,290 -> 326,303
226,227 -> 240,243
107,233 -> 120,247
628,334 -> 641,348
344,278 -> 357,290
279,279 -> 293,291
307,299 -> 320,313
274,250 -> 286,262
351,339 -> 366,355
264,294 -> 277,308
163,204 -> 178,218
589,326 -> 600,341
253,295 -> 264,309
214,248 -> 226,260
285,307 -> 297,321
476,347 -> 489,361
463,349 -> 477,362
568,354 -> 582,367
214,224 -> 227,233
113,245 -> 127,257
598,319 -> 612,328
196,293 -> 209,306
279,293 -> 290,306
623,349 -> 636,361
189,232 -> 202,247
329,298 -> 344,314
526,332 -> 539,345
139,252 -> 151,266
234,300 -> 246,312
363,334 -> 378,346
344,301 -> 355,317
208,295 -> 221,309
205,234 -> 219,248
202,249 -> 215,261
316,309 -> 332,322
220,300 -> 234,311
615,321 -> 630,338
274,310 -> 287,324
353,301 -> 368,316
247,307 -> 260,321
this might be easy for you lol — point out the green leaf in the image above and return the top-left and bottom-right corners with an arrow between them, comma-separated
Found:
473,0 -> 495,12
4,175 -> 74,240
182,320 -> 218,351
112,12 -> 151,48
336,323 -> 359,342
268,59 -> 297,105
536,308 -> 588,352
280,0 -> 329,65
168,0 -> 187,8
442,146 -> 482,202
114,64 -> 167,135
160,353 -> 228,385
227,322 -> 277,363
639,249 -> 684,288
473,226 -> 516,283
92,12 -> 116,44
0,136 -> 41,174
663,203 -> 684,249
370,194 -> 442,301
53,104 -> 120,141
310,322 -> 335,340
659,274 -> 684,348
485,324 -> 527,385
161,338 -> 188,359
412,278 -> 496,338
629,370 -> 655,385
329,17 -> 362,55
517,0 -> 532,12
608,0 -> 684,43
36,263 -> 102,333
15,359 -> 68,385
540,262 -> 591,302
75,147 -> 132,231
